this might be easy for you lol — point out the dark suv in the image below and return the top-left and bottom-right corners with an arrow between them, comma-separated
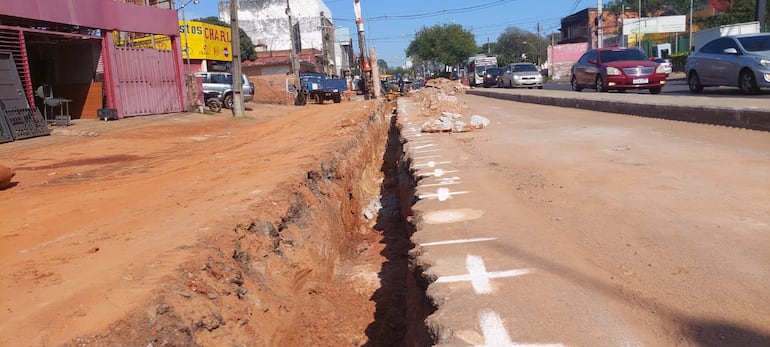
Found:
195,72 -> 254,109
483,67 -> 503,88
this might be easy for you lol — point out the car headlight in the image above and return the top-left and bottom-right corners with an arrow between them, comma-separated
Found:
757,58 -> 770,66
606,67 -> 622,75
513,75 -> 521,79
656,64 -> 667,73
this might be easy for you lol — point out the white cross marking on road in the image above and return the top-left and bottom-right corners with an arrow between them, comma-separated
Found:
474,310 -> 565,347
435,255 -> 531,294
419,168 -> 460,178
418,187 -> 469,201
414,143 -> 436,150
420,237 -> 497,247
415,160 -> 451,168
413,155 -> 442,160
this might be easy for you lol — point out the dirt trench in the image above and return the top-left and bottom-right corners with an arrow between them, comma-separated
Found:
61,102 -> 434,346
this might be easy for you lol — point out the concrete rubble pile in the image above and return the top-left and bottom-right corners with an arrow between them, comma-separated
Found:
408,78 -> 489,133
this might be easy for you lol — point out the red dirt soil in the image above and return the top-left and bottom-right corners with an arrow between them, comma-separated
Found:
0,101 -> 414,346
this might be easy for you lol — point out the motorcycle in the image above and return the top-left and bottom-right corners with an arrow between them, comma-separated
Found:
204,92 -> 222,113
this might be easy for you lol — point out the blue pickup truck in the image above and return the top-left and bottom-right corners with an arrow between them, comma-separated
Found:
299,73 -> 347,104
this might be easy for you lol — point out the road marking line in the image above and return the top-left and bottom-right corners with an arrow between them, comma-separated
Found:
413,149 -> 441,154
419,169 -> 459,177
435,255 -> 531,295
418,187 -> 469,201
413,144 -> 436,150
421,238 -> 497,247
400,108 -> 409,116
413,155 -> 442,160
475,310 -> 565,347
415,160 -> 451,168
420,182 -> 461,187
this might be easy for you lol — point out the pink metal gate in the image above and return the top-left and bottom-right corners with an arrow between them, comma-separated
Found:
113,47 -> 182,117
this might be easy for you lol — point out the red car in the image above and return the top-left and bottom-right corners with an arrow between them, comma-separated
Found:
570,48 -> 667,94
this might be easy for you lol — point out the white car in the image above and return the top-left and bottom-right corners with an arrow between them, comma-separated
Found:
653,58 -> 673,76
500,63 -> 544,89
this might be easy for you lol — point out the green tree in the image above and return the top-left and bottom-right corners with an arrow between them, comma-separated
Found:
196,16 -> 257,61
377,59 -> 389,74
495,27 -> 547,66
406,24 -> 477,67
478,42 -> 498,55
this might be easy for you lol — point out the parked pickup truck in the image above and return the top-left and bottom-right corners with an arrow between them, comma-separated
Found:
299,73 -> 347,104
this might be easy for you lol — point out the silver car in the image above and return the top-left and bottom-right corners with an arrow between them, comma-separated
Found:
500,63 -> 544,89
195,72 -> 254,109
685,33 -> 770,94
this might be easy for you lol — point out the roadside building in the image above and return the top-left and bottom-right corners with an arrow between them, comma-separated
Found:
219,0 -> 342,76
133,20 -> 233,74
0,0 -> 186,123
335,27 -> 355,78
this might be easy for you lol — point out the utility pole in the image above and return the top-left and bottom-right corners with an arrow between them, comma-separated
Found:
354,0 -> 369,99
597,0 -> 603,48
636,0 -> 640,48
757,0 -> 767,32
689,0 -> 694,51
230,0 -> 244,117
487,37 -> 490,55
286,0 -> 301,105
536,23 -> 541,67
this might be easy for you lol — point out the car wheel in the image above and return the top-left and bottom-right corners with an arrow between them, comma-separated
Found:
649,87 -> 662,94
738,70 -> 759,95
223,94 -> 234,109
595,76 -> 607,92
570,75 -> 582,92
687,72 -> 703,93
508,80 -> 512,89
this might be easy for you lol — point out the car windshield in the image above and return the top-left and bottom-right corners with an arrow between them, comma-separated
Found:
486,67 -> 501,75
599,49 -> 648,62
513,64 -> 538,72
738,35 -> 770,52
211,74 -> 233,84
476,66 -> 491,75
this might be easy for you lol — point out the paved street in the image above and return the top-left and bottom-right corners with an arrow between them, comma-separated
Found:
402,93 -> 770,346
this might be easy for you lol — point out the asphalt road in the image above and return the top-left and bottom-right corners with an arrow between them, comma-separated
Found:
402,94 -> 770,346
487,78 -> 770,97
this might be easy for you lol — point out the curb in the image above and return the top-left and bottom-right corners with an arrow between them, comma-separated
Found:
467,90 -> 770,132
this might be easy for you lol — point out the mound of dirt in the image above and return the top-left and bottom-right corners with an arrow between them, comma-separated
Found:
409,78 -> 469,118
249,75 -> 294,105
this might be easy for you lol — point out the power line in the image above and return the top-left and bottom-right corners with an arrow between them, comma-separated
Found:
332,0 -> 519,22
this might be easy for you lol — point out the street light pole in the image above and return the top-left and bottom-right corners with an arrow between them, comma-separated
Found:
177,0 -> 199,71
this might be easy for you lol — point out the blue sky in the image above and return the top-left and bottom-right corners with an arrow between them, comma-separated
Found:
183,0 -> 593,67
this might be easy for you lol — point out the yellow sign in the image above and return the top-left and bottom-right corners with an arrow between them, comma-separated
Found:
180,21 -> 233,62
130,21 -> 233,62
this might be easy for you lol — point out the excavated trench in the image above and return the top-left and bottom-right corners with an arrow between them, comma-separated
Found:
66,101 -> 434,346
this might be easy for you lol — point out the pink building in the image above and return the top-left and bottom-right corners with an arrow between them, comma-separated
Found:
0,0 -> 186,120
